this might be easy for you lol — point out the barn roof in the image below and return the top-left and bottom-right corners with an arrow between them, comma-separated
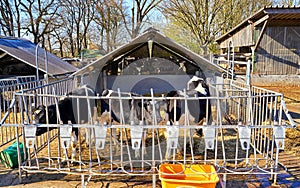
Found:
216,6 -> 300,44
72,28 -> 223,76
0,36 -> 77,77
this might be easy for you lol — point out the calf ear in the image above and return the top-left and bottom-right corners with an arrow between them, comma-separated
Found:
102,89 -> 109,96
33,105 -> 45,114
138,101 -> 148,108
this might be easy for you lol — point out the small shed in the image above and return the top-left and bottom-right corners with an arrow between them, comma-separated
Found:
0,36 -> 78,78
72,28 -> 224,94
216,6 -> 300,76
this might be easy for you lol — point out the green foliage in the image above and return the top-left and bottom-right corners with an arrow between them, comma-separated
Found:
163,20 -> 202,54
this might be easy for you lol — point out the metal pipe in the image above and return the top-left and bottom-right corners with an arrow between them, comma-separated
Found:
35,41 -> 41,81
44,49 -> 49,84
246,60 -> 251,86
231,41 -> 235,79
227,42 -> 230,79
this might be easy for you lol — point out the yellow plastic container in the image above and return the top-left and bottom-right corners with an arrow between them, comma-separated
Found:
159,164 -> 219,188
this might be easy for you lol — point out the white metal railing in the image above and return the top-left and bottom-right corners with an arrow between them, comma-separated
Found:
0,77 -> 75,148
0,79 -> 295,187
0,76 -> 37,146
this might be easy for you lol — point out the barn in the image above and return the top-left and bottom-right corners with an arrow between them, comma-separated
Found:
215,6 -> 300,85
0,36 -> 77,79
72,28 -> 224,95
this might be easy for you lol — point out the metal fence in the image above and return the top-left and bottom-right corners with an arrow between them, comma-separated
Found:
0,76 -> 76,170
0,78 -> 295,187
0,76 -> 39,147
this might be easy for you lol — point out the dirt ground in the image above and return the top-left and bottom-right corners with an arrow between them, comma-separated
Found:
1,85 -> 300,188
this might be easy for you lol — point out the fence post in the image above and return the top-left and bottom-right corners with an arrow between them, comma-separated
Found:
246,60 -> 251,86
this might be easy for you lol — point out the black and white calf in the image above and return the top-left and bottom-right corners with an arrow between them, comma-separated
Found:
100,89 -> 141,125
164,76 -> 211,159
34,85 -> 96,160
167,76 -> 211,133
100,89 -> 161,158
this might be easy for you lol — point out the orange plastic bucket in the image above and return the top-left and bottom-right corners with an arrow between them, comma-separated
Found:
159,164 -> 219,188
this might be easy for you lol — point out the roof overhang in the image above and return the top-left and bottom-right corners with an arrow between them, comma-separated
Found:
0,36 -> 78,77
72,28 -> 224,77
216,6 -> 300,44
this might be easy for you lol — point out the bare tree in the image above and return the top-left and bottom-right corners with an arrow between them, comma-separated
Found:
119,0 -> 162,39
58,1 -> 75,56
1,0 -> 276,58
94,0 -> 124,52
58,0 -> 95,56
0,0 -> 14,36
13,0 -> 22,37
51,26 -> 67,57
161,0 -> 272,55
82,0 -> 95,50
19,0 -> 60,45
219,0 -> 272,34
0,0 -> 22,37
161,0 -> 224,55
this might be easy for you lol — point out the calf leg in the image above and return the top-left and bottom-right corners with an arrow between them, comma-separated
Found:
134,130 -> 147,158
112,128 -> 119,145
85,127 -> 95,147
71,131 -> 78,161
142,130 -> 147,155
195,118 -> 205,137
97,111 -> 120,145
164,145 -> 182,160
164,130 -> 182,160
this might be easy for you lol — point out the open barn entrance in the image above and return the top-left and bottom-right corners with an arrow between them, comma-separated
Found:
103,57 -> 197,95
131,77 -> 175,95
99,43 -> 205,95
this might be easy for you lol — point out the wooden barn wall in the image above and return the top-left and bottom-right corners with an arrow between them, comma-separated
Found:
255,27 -> 300,75
219,25 -> 254,49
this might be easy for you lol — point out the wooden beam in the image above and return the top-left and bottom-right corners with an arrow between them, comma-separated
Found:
254,20 -> 269,51
0,52 -> 8,59
254,14 -> 270,27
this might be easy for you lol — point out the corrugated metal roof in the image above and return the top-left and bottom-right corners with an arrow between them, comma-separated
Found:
72,28 -> 223,76
0,36 -> 77,76
216,6 -> 300,43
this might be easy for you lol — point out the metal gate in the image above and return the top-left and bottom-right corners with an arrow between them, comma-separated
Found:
1,78 -> 295,187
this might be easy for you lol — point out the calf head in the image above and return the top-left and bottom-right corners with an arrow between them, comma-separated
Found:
33,105 -> 57,136
146,100 -> 168,122
33,105 -> 57,124
128,99 -> 163,125
195,79 -> 209,96
188,76 -> 209,96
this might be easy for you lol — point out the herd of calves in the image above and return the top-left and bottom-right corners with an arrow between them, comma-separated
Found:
32,76 -> 211,159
